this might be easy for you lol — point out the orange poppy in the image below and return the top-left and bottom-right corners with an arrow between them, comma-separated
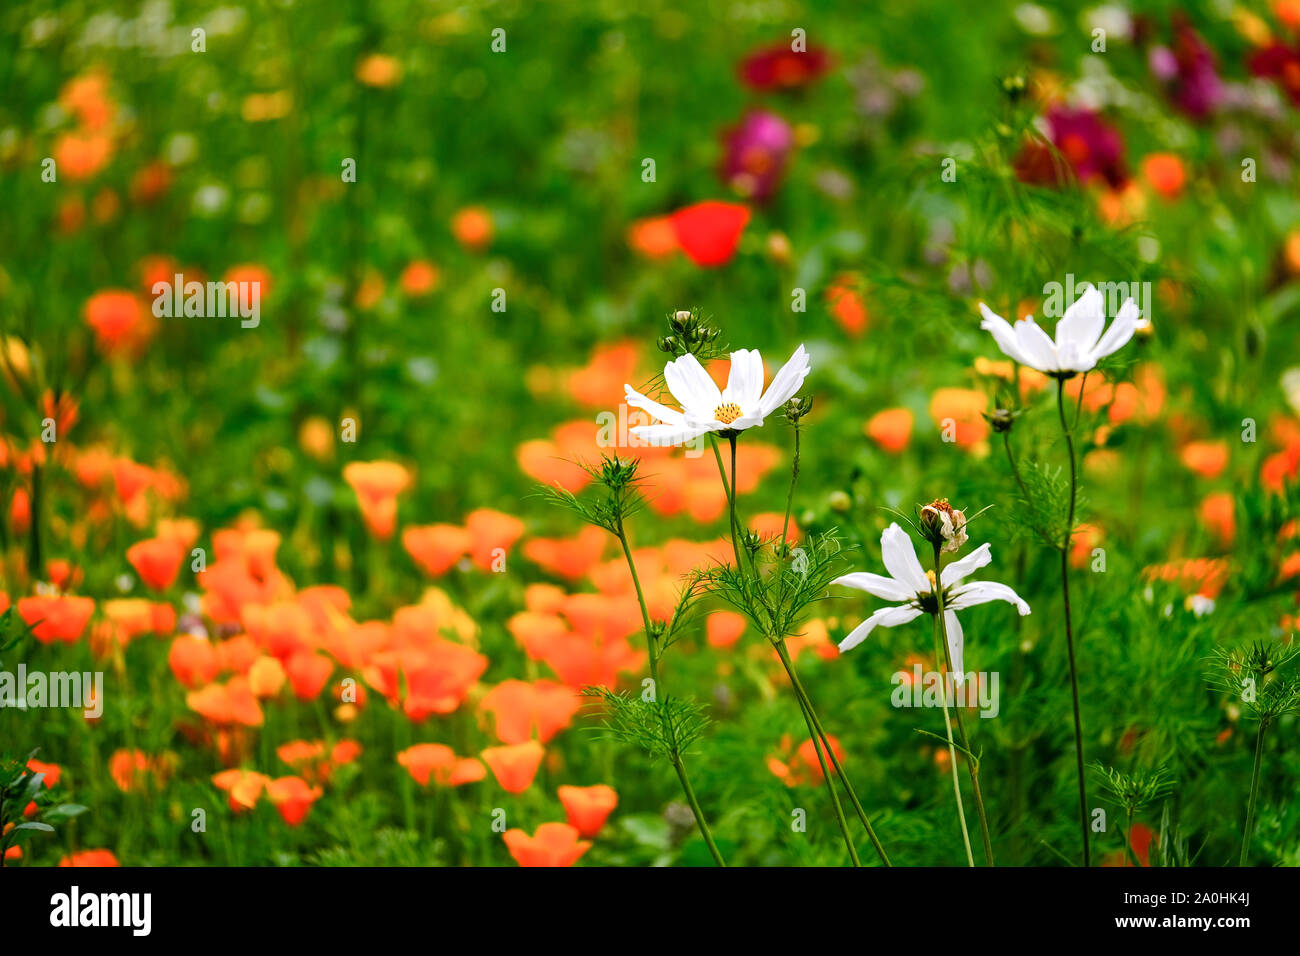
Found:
502,822 -> 591,867
343,461 -> 411,540
265,776 -> 323,826
1199,492 -> 1235,547
516,439 -> 592,493
1069,523 -> 1104,569
397,743 -> 486,787
186,677 -> 265,727
284,651 -> 334,701
356,53 -> 403,87
1181,440 -> 1228,479
399,260 -> 440,296
84,290 -> 149,355
169,635 -> 220,688
706,610 -> 747,649
212,769 -> 270,812
465,508 -> 526,571
480,680 -> 581,744
1141,153 -> 1186,200
865,407 -> 913,454
826,275 -> 869,336
17,595 -> 95,644
568,341 -> 641,407
247,655 -> 286,697
523,526 -> 607,581
557,784 -> 619,838
127,536 -> 186,591
451,206 -> 494,250
402,524 -> 471,576
929,388 -> 990,448
627,216 -> 679,260
751,512 -> 799,547
481,741 -> 546,794
59,849 -> 120,867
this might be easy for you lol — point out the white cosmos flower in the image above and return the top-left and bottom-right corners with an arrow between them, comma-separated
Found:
978,284 -> 1146,376
624,345 -> 811,446
831,523 -> 1031,681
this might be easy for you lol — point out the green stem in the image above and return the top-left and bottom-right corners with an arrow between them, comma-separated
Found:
28,463 -> 41,574
1057,378 -> 1090,867
1239,719 -> 1267,867
1001,430 -> 1030,502
933,544 -> 995,866
711,431 -> 884,866
788,676 -> 861,866
1120,808 -> 1142,868
932,611 -> 975,866
616,518 -> 725,867
781,423 -> 800,548
776,640 -> 891,866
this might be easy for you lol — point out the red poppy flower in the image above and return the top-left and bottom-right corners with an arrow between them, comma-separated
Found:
670,202 -> 750,267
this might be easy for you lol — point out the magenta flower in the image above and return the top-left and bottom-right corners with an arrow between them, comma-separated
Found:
1149,19 -> 1223,120
1014,105 -> 1127,189
720,110 -> 795,202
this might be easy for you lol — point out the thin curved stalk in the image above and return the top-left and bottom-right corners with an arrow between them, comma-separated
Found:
1240,719 -> 1267,867
933,542 -> 995,866
775,640 -> 891,866
1057,378 -> 1091,867
616,518 -> 725,866
933,613 -> 975,866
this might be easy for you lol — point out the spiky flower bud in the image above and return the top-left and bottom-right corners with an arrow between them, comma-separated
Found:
986,407 -> 1017,433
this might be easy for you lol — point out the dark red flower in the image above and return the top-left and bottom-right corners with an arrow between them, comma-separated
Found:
1249,39 -> 1300,107
739,41 -> 832,91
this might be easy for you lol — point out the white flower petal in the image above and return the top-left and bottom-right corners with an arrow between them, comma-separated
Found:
880,523 -> 929,595
831,571 -> 912,602
630,423 -> 713,447
757,344 -> 811,418
722,348 -> 765,410
1088,298 -> 1140,364
1055,284 -> 1105,358
948,580 -> 1032,616
1014,318 -> 1061,372
624,384 -> 685,425
940,542 -> 992,588
663,353 -> 723,420
979,303 -> 1031,366
838,604 -> 923,652
944,610 -> 965,684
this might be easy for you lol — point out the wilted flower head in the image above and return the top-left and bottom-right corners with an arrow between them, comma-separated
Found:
919,499 -> 968,554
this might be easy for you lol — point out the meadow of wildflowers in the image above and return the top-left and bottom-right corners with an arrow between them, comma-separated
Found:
2,0 -> 1300,884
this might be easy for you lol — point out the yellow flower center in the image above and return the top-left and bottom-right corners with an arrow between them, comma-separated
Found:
713,402 -> 742,425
